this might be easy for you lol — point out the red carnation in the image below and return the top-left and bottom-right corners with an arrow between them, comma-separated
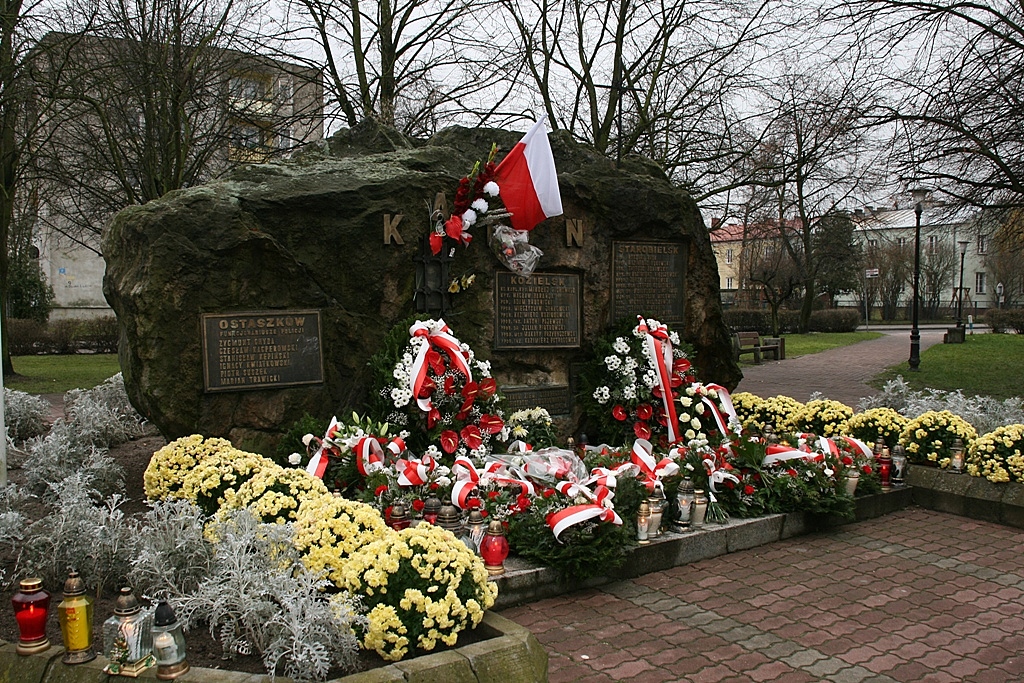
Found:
467,497 -> 482,509
612,405 -> 628,421
516,494 -> 531,511
488,491 -> 500,500
743,484 -> 755,495
543,488 -> 556,498
842,456 -> 853,466
412,499 -> 425,512
862,465 -> 873,474
637,404 -> 653,420
787,468 -> 798,477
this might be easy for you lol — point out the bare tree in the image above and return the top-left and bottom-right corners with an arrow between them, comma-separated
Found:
920,237 -> 955,318
834,0 -> 1024,212
282,0 -> 512,134
31,0 -> 321,250
868,237 -> 911,321
987,212 -> 1024,307
744,231 -> 800,336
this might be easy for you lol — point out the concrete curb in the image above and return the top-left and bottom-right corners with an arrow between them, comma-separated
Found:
907,464 -> 1024,527
493,487 -> 914,609
0,612 -> 546,683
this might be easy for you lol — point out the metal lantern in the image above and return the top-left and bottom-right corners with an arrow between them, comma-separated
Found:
102,587 -> 155,676
12,577 -> 50,655
674,479 -> 695,532
388,502 -> 411,530
461,508 -> 487,551
479,520 -> 509,575
873,436 -> 886,457
422,495 -> 443,524
152,602 -> 189,680
437,503 -> 464,536
636,500 -> 651,544
949,438 -> 965,474
891,445 -> 908,486
58,570 -> 95,664
692,490 -> 708,528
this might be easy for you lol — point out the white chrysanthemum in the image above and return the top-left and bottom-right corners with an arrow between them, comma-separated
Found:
593,386 -> 611,404
623,357 -> 638,372
484,181 -> 499,196
604,355 -> 622,371
476,360 -> 491,375
462,209 -> 477,227
613,338 -> 630,354
391,387 -> 412,407
471,198 -> 488,213
669,331 -> 680,345
643,371 -> 657,388
622,386 -> 637,400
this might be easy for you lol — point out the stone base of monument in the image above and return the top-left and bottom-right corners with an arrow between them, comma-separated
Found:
0,612 -> 546,683
493,489 -> 913,609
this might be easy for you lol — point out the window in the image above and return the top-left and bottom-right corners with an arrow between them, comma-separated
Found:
928,235 -> 938,253
976,272 -> 987,295
725,248 -> 733,265
897,237 -> 907,247
726,276 -> 734,290
868,239 -> 878,247
230,76 -> 268,101
277,127 -> 294,151
978,234 -> 988,254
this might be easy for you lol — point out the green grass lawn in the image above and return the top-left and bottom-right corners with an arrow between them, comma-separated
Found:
872,334 -> 1024,400
738,331 -> 884,365
6,354 -> 121,394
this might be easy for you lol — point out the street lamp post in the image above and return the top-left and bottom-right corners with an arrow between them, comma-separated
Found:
909,202 -> 923,371
956,240 -> 969,326
997,282 -> 1005,309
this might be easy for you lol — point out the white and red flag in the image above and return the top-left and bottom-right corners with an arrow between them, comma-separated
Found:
493,117 -> 563,231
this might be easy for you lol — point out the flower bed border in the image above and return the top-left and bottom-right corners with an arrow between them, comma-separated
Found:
494,488 -> 913,609
0,611 -> 546,683
907,465 -> 1024,528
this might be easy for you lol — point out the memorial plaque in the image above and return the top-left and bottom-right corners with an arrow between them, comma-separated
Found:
202,311 -> 324,392
501,384 -> 573,416
611,240 -> 687,324
494,272 -> 581,349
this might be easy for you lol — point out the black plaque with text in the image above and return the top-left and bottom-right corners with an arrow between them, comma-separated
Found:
501,385 -> 573,416
202,311 -> 324,392
494,272 -> 582,349
611,240 -> 687,324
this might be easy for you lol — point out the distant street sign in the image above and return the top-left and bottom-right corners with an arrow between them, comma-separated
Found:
865,268 -> 880,278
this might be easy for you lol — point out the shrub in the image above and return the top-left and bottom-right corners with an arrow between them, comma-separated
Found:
64,374 -> 146,447
7,259 -> 54,323
75,316 -> 119,353
900,410 -> 978,467
845,408 -> 909,449
144,435 -> 238,501
216,465 -> 328,526
292,493 -> 388,588
129,499 -> 215,600
786,399 -> 854,437
340,524 -> 497,661
984,308 -> 1024,334
723,309 -> 772,335
731,393 -> 804,432
21,420 -> 124,497
967,425 -> 1024,483
6,316 -> 119,355
4,389 -> 50,442
7,319 -> 47,355
808,309 -> 861,333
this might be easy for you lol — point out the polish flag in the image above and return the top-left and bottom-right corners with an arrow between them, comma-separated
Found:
493,117 -> 563,231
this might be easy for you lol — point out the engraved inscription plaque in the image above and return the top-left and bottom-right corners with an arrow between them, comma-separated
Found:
494,272 -> 581,349
501,385 -> 573,416
202,311 -> 324,392
611,240 -> 687,324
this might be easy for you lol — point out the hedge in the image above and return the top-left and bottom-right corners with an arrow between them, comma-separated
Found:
8,317 -> 119,355
983,309 -> 1024,334
724,308 -> 861,335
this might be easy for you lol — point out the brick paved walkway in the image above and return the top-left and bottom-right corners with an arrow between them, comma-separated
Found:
735,330 -> 948,407
500,508 -> 1024,682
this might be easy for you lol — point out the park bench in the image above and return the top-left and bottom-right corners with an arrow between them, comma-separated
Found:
733,331 -> 784,364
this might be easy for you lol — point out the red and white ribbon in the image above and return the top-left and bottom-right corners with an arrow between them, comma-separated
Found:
408,320 -> 473,414
395,454 -> 437,487
701,384 -> 741,437
305,416 -> 342,479
630,438 -> 680,491
835,436 -> 873,459
353,436 -> 405,477
637,316 -> 681,442
547,504 -> 622,541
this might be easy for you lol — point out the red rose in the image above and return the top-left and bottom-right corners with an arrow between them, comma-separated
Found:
488,491 -> 500,500
374,485 -> 388,496
467,497 -> 482,509
516,495 -> 531,511
842,456 -> 853,466
637,404 -> 653,420
412,499 -> 425,512
612,405 -> 628,421
787,468 -> 798,477
743,485 -> 755,495
862,465 -> 873,474
634,421 -> 652,440
440,430 -> 459,454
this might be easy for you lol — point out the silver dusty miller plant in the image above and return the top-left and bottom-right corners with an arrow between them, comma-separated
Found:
20,420 -> 124,497
22,473 -> 138,596
173,509 -> 363,682
3,388 -> 49,442
63,373 -> 146,447
860,376 -> 1024,435
129,499 -> 215,601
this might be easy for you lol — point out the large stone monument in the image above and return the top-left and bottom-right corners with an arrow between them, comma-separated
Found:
103,122 -> 741,451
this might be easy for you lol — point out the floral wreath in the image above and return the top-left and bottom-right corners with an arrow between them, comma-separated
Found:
379,319 -> 504,459
431,146 -> 501,255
